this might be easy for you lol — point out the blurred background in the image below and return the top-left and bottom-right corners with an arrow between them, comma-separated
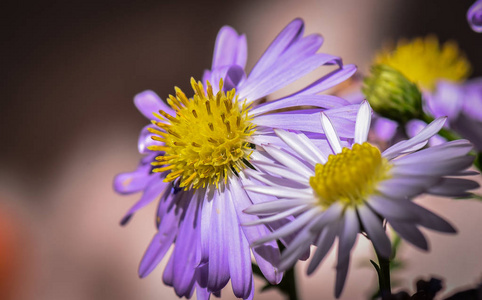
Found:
1,0 -> 481,299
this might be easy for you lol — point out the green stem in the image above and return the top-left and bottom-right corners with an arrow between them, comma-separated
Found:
376,249 -> 392,300
283,266 -> 298,300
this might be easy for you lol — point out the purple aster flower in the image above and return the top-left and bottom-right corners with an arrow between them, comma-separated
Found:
426,79 -> 482,150
243,101 -> 478,298
114,19 -> 358,300
468,0 -> 482,32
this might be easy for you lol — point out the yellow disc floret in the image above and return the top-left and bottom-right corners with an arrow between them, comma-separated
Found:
147,78 -> 255,190
309,143 -> 391,208
375,36 -> 471,90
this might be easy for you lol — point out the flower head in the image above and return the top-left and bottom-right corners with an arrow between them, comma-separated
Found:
114,19 -> 358,299
375,36 -> 471,90
362,64 -> 423,123
244,101 -> 478,298
468,0 -> 482,32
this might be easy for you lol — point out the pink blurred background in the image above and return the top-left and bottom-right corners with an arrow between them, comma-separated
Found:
1,0 -> 481,299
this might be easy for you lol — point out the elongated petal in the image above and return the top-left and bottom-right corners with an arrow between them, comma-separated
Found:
354,101 -> 371,144
338,209 -> 359,262
252,208 -> 319,247
212,26 -> 247,70
172,195 -> 201,297
357,205 -> 391,258
225,194 -> 253,299
427,178 -> 479,197
230,177 -> 283,284
207,190 -> 230,291
134,90 -> 174,119
250,94 -> 350,117
120,177 -> 168,225
263,145 -> 314,178
307,222 -> 338,275
244,198 -> 314,215
388,219 -> 428,250
273,129 -> 324,166
291,64 -> 357,96
383,117 -> 447,159
138,228 -> 177,278
248,19 -> 305,80
321,112 -> 342,154
367,195 -> 419,221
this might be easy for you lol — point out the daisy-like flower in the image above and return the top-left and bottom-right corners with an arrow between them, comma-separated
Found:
243,101 -> 479,298
114,19 -> 358,299
363,36 -> 482,150
468,0 -> 482,33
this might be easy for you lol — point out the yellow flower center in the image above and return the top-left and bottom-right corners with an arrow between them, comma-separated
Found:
147,78 -> 256,190
309,143 -> 391,208
375,36 -> 471,90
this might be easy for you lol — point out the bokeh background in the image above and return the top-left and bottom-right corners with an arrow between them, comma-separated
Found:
1,0 -> 482,299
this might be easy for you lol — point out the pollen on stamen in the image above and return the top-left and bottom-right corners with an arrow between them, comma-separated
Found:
310,142 -> 391,208
146,78 -> 256,190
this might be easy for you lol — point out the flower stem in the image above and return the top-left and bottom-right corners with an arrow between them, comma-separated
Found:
283,266 -> 299,300
375,249 -> 391,300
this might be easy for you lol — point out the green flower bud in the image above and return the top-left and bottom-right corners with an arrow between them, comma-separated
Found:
362,64 -> 423,124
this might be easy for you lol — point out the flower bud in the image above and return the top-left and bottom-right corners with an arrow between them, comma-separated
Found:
362,64 -> 423,124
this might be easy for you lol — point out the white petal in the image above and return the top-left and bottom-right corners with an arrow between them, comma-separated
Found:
337,208 -> 359,262
242,205 -> 309,226
244,184 -> 313,199
383,117 -> 447,160
251,208 -> 319,247
263,145 -> 314,178
354,100 -> 372,144
249,160 -> 309,183
243,198 -> 315,215
320,112 -> 342,154
298,133 -> 328,164
274,129 -> 322,166
309,202 -> 344,232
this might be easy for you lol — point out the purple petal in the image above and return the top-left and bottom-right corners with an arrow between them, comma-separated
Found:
467,0 -> 482,32
212,26 -> 247,70
425,80 -> 464,120
225,191 -> 253,299
134,90 -> 174,120
427,178 -> 479,197
461,78 -> 482,120
207,190 -> 231,292
240,53 -> 341,102
231,177 -> 283,285
247,19 -> 305,80
138,228 -> 177,278
387,219 -> 428,250
137,125 -> 163,154
291,64 -> 357,97
250,94 -> 350,117
120,176 -> 169,225
253,108 -> 356,138
224,65 -> 246,91
367,195 -> 420,221
334,256 -> 350,298
357,205 -> 391,259
337,208 -> 359,262
373,117 -> 398,142
172,193 -> 201,297
113,156 -> 154,195
383,117 -> 447,159
307,222 -> 338,275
